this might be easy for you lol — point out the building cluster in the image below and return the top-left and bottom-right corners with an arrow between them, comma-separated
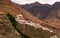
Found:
15,14 -> 54,33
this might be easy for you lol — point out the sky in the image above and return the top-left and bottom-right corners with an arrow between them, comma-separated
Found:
11,0 -> 60,5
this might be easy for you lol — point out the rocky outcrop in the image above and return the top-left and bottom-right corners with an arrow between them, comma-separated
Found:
16,21 -> 60,38
0,14 -> 21,38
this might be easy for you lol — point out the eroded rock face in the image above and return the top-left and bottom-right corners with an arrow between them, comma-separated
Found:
0,14 -> 21,38
56,10 -> 60,18
44,10 -> 60,29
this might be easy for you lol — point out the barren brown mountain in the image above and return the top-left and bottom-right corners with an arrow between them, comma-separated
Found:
0,0 -> 53,28
21,2 -> 51,19
44,2 -> 60,29
0,0 -> 60,38
21,2 -> 60,29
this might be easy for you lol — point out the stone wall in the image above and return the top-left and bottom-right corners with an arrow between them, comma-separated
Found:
16,23 -> 57,38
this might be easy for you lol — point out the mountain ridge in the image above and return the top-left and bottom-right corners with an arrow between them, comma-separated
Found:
21,2 -> 60,19
21,2 -> 52,19
21,2 -> 60,29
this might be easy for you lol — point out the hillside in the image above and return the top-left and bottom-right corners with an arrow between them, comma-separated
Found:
0,0 -> 60,38
21,2 -> 60,20
0,14 -> 21,38
44,2 -> 60,29
21,2 -> 60,29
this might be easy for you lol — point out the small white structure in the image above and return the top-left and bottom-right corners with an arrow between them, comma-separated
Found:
15,14 -> 27,24
15,14 -> 54,33
15,14 -> 40,25
50,35 -> 57,38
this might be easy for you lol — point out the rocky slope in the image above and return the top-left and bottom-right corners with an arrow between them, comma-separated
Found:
21,2 -> 60,29
0,14 -> 21,38
21,2 -> 60,19
44,2 -> 60,29
0,0 -> 60,38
